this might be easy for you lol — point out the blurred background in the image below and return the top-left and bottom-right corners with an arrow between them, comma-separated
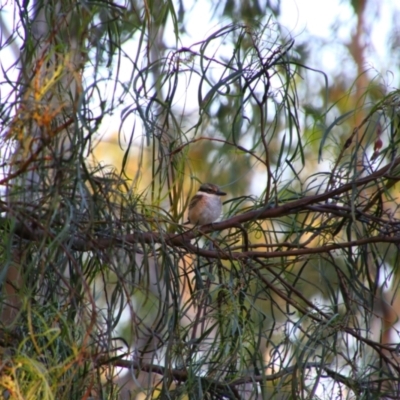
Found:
3,0 -> 398,198
1,1 -> 400,399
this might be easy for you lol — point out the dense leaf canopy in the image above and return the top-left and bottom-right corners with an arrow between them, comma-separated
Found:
0,1 -> 400,399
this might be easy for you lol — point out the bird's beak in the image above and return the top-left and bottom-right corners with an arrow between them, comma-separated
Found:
217,190 -> 227,196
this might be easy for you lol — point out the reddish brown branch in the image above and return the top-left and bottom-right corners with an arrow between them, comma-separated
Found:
4,155 -> 400,254
101,357 -> 397,397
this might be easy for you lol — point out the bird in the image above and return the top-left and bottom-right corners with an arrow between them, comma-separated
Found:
187,183 -> 226,225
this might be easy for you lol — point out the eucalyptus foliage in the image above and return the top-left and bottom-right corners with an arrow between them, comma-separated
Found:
1,1 -> 400,399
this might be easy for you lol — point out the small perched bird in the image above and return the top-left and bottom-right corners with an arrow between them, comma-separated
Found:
187,183 -> 226,225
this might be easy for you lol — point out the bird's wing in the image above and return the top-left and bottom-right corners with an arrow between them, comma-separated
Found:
189,194 -> 202,210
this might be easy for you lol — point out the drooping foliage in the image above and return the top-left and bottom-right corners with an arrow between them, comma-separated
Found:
0,1 -> 400,399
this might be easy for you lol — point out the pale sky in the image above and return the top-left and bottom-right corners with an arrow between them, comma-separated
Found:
175,0 -> 399,79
